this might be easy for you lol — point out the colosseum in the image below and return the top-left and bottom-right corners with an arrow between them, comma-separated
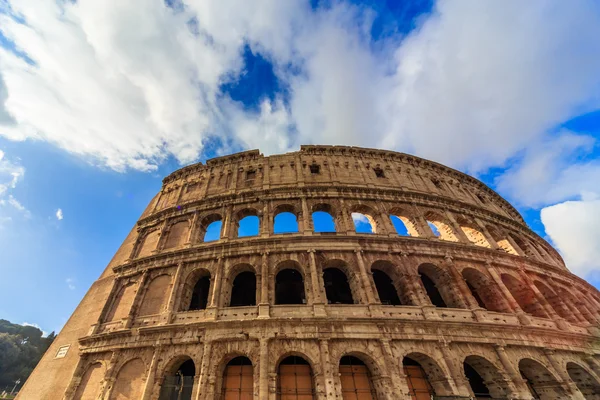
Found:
18,145 -> 600,400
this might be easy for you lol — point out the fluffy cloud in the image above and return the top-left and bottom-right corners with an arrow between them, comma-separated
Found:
55,208 -> 63,221
65,278 -> 75,290
1,1 -> 599,173
541,199 -> 600,277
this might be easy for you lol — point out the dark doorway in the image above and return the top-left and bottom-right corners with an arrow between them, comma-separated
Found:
229,271 -> 257,307
464,362 -> 491,398
277,356 -> 315,399
339,356 -> 377,400
275,269 -> 306,305
188,276 -> 210,310
372,270 -> 401,305
403,357 -> 434,400
420,273 -> 447,307
323,268 -> 354,304
466,281 -> 486,309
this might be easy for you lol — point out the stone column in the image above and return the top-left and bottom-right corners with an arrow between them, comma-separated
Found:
319,340 -> 337,399
125,271 -> 149,328
100,352 -> 119,400
207,258 -> 224,318
222,204 -> 234,240
544,349 -> 586,400
438,341 -> 472,398
443,211 -> 470,244
339,199 -> 355,235
355,250 -> 376,304
258,252 -> 270,319
259,337 -> 269,399
91,278 -> 120,335
184,212 -> 198,245
196,341 -> 212,400
141,347 -> 160,400
517,269 -> 554,321
475,219 -> 500,250
165,262 -> 184,323
301,197 -> 313,235
486,265 -> 531,325
494,345 -> 531,399
309,250 -> 326,317
260,201 -> 271,237
380,339 -> 407,397
444,256 -> 481,310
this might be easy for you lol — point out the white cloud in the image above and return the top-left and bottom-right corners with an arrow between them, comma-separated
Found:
0,0 -> 598,175
66,278 -> 75,290
541,199 -> 600,278
351,212 -> 370,224
55,208 -> 63,220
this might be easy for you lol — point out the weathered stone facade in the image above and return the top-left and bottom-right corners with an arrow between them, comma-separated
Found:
18,145 -> 600,400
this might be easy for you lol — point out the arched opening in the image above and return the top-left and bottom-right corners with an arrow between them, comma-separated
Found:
323,268 -> 354,304
418,266 -> 447,308
138,275 -> 171,316
158,358 -> 196,400
277,356 -> 315,399
110,358 -> 145,400
339,356 -> 377,400
73,362 -> 104,400
352,213 -> 376,234
501,274 -> 547,318
188,275 -> 210,311
567,362 -> 600,398
372,269 -> 401,305
275,269 -> 306,305
424,213 -> 458,241
461,268 -> 510,313
456,218 -> 491,248
197,214 -> 222,243
222,356 -> 253,400
509,234 -> 538,258
519,358 -> 566,399
403,357 -> 435,400
229,271 -> 257,307
312,204 -> 336,232
463,356 -> 510,399
274,208 -> 299,234
203,220 -> 222,242
238,215 -> 260,237
390,215 -> 419,237
463,362 -> 491,398
533,281 -> 573,322
486,226 -> 518,255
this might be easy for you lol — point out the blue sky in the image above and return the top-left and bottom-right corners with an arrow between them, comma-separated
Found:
1,0 -> 600,334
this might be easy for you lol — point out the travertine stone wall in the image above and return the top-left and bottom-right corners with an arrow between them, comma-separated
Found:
18,146 -> 600,400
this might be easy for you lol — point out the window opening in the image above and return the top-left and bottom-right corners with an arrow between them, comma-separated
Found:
312,211 -> 336,232
204,220 -> 222,242
352,213 -> 375,234
403,357 -> 434,400
464,362 -> 491,398
222,357 -> 253,400
372,270 -> 401,305
373,167 -> 385,178
238,215 -> 259,237
246,170 -> 256,180
188,276 -> 210,311
309,164 -> 320,174
339,356 -> 377,400
275,269 -> 306,305
277,356 -> 315,399
323,268 -> 354,304
390,215 -> 416,236
420,274 -> 447,307
274,212 -> 299,234
229,271 -> 256,307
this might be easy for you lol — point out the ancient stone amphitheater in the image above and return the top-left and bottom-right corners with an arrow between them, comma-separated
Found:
19,146 -> 600,400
